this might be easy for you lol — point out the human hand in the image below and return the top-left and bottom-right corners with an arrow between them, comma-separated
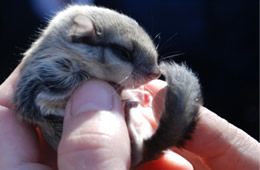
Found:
1,65 -> 259,170
0,65 -> 191,170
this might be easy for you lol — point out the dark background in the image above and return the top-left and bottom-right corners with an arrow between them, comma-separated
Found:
0,1 -> 259,140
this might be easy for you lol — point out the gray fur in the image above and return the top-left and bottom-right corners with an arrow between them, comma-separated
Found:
129,62 -> 202,167
13,5 -> 202,168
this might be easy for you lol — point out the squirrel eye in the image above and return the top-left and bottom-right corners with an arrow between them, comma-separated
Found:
110,44 -> 132,62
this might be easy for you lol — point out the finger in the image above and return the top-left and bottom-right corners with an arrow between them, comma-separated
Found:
143,79 -> 167,118
0,106 -> 51,170
184,107 -> 260,170
172,148 -> 210,170
0,63 -> 22,108
143,79 -> 167,98
136,151 -> 193,170
58,80 -> 130,170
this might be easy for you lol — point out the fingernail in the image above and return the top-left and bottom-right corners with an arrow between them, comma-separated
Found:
70,80 -> 114,116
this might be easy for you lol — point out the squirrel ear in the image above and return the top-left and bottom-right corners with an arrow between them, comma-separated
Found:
70,14 -> 100,44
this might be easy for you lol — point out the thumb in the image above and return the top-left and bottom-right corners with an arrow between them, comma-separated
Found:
58,80 -> 131,170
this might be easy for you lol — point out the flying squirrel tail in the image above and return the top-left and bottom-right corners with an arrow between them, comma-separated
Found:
141,62 -> 203,163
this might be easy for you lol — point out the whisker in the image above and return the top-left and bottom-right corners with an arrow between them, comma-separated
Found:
159,52 -> 184,62
157,33 -> 178,52
118,75 -> 130,85
153,33 -> 161,41
111,74 -> 131,96
153,33 -> 161,50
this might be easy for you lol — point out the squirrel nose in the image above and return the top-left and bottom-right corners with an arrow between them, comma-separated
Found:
148,67 -> 161,80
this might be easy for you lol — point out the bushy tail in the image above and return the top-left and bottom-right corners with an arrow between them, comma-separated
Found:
141,62 -> 203,163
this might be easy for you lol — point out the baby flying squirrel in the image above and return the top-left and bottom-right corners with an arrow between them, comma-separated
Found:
14,5 -> 202,168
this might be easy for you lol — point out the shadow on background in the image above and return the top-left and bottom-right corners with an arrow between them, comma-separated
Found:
0,0 -> 259,140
